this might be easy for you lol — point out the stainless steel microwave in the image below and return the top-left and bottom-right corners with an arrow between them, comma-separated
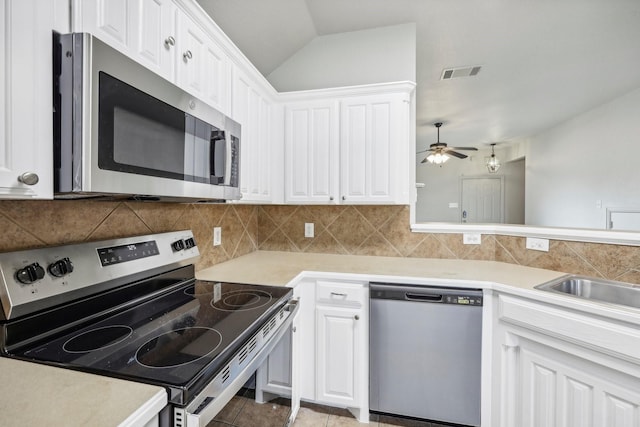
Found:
53,32 -> 241,201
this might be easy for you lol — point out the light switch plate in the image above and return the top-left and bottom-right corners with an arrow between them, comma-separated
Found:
526,237 -> 549,252
463,233 -> 481,245
213,227 -> 222,246
304,223 -> 314,238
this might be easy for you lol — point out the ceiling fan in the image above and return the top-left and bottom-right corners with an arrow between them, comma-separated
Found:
418,122 -> 478,164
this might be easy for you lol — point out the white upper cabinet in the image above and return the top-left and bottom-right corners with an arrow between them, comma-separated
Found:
283,83 -> 414,205
175,9 -> 227,112
340,92 -> 409,204
136,0 -> 177,80
284,100 -> 340,204
0,0 -> 56,199
75,0 -> 176,81
75,0 -> 229,114
232,66 -> 280,203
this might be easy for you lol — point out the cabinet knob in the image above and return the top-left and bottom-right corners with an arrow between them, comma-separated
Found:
329,196 -> 334,201
18,172 -> 39,186
354,315 -> 360,321
342,196 -> 346,201
292,326 -> 297,333
183,50 -> 193,61
164,36 -> 175,48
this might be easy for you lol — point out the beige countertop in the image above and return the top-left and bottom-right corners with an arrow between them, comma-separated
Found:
197,251 -> 640,324
197,251 -> 566,289
0,357 -> 166,427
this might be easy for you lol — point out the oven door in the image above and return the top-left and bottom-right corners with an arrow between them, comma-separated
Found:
180,299 -> 300,427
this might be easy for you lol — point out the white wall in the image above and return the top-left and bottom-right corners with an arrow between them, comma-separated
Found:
266,23 -> 416,91
525,86 -> 640,229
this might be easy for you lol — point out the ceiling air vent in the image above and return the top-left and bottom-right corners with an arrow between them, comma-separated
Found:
441,66 -> 482,80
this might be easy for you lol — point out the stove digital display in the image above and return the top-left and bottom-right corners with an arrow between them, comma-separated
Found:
97,240 -> 159,266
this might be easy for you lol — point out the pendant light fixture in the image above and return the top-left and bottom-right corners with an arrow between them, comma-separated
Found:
486,143 -> 501,173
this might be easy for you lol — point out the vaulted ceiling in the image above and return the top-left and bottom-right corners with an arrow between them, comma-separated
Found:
197,0 -> 640,150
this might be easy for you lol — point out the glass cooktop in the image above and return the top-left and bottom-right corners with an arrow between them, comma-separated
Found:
17,281 -> 291,390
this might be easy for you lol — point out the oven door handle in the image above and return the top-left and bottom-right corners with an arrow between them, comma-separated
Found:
183,298 -> 300,427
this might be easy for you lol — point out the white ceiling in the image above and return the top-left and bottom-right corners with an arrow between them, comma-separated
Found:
197,0 -> 640,150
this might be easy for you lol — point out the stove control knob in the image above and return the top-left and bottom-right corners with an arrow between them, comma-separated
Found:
184,238 -> 196,249
172,239 -> 185,252
15,263 -> 46,284
48,257 -> 74,278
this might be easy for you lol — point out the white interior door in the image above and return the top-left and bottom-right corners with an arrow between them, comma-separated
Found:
461,176 -> 504,223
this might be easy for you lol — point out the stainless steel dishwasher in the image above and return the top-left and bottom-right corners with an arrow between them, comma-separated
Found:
369,282 -> 483,426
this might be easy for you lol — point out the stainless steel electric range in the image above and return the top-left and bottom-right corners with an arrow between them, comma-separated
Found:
0,230 -> 299,427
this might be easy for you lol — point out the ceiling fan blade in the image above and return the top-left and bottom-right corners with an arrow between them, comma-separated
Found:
447,150 -> 468,159
420,157 -> 429,163
448,146 -> 478,151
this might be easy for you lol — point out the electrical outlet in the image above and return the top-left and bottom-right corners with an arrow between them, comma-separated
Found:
526,237 -> 549,252
213,227 -> 222,246
463,233 -> 481,245
304,223 -> 314,238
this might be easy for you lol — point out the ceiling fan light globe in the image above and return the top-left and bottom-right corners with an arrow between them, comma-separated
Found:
427,152 -> 449,165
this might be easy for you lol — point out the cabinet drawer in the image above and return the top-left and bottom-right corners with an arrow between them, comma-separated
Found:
316,280 -> 367,306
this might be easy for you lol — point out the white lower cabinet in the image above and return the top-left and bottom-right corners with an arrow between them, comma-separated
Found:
256,278 -> 369,423
495,293 -> 640,427
315,305 -> 363,408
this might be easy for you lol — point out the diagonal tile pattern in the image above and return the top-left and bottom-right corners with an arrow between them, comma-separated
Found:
258,205 -> 640,284
0,200 -> 258,272
1,200 -> 640,284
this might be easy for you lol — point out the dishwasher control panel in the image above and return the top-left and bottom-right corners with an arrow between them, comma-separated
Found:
370,283 -> 483,306
444,294 -> 483,306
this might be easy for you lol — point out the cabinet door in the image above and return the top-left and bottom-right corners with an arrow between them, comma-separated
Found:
340,93 -> 409,204
201,40 -> 228,113
175,10 -> 206,97
77,0 -> 133,51
175,11 -> 228,113
315,305 -> 361,406
134,0 -> 176,80
232,69 -> 274,202
0,0 -> 54,198
285,101 -> 339,204
76,0 -> 175,80
501,334 -> 640,427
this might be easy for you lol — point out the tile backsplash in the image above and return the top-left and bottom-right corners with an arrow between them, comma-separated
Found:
258,205 -> 640,284
0,200 -> 257,271
1,201 -> 639,284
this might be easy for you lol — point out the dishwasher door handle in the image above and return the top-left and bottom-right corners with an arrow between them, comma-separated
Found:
404,292 -> 443,302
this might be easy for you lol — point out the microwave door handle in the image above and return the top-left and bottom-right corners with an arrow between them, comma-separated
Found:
224,131 -> 232,186
210,130 -> 226,184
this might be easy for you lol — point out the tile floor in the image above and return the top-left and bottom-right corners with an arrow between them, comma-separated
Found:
206,388 -> 453,427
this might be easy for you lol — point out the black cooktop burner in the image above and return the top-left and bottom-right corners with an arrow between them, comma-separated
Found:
212,290 -> 272,311
136,327 -> 223,368
63,325 -> 133,353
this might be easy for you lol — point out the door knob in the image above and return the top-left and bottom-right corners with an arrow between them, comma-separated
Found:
18,172 -> 39,185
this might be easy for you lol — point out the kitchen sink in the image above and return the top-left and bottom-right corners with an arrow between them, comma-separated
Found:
535,275 -> 640,309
